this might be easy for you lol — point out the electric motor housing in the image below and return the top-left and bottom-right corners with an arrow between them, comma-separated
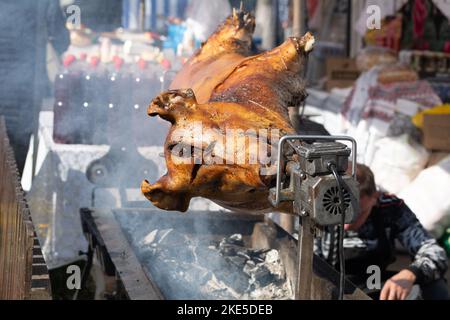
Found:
295,174 -> 360,226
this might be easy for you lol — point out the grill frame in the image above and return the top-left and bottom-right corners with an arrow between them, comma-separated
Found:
0,117 -> 51,299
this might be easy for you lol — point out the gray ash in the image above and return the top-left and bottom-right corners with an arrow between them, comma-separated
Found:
137,230 -> 292,300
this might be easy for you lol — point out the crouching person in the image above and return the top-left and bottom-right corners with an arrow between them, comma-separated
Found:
315,164 -> 448,300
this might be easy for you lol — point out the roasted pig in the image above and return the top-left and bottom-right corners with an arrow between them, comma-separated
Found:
141,13 -> 314,214
141,88 -> 295,213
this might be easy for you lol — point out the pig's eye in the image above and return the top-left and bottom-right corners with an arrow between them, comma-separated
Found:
168,143 -> 193,158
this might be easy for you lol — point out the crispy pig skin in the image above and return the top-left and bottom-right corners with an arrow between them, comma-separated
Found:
141,12 -> 314,213
210,33 -> 315,119
170,9 -> 255,103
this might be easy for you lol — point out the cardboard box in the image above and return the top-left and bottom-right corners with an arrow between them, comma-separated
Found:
427,152 -> 450,168
325,58 -> 360,91
423,114 -> 450,152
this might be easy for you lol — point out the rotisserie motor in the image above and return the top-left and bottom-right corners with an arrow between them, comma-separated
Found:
141,9 -> 315,214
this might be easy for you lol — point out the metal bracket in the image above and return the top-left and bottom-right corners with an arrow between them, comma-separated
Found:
272,135 -> 357,208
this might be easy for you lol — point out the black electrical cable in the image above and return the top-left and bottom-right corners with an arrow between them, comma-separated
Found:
328,162 -> 346,300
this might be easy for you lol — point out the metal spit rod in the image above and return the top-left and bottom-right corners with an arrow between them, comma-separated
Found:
296,215 -> 314,299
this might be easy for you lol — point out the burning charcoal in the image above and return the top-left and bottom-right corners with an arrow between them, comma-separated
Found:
248,248 -> 270,259
219,243 -> 253,258
120,212 -> 292,300
265,249 -> 279,264
252,265 -> 273,287
264,249 -> 285,278
252,256 -> 265,263
219,234 -> 244,248
217,266 -> 250,293
218,239 -> 227,248
215,266 -> 250,294
228,234 -> 244,245
246,260 -> 256,267
236,251 -> 251,261
249,282 -> 293,300
195,246 -> 251,293
225,255 -> 247,268
219,244 -> 239,256
243,263 -> 256,276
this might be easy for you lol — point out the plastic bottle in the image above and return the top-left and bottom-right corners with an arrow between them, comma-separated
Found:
106,56 -> 133,147
81,56 -> 110,145
94,56 -> 110,145
130,58 -> 163,146
76,54 -> 100,145
53,54 -> 83,144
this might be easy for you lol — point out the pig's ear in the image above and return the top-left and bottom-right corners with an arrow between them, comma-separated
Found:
147,89 -> 198,122
290,32 -> 315,54
230,6 -> 255,32
164,88 -> 198,107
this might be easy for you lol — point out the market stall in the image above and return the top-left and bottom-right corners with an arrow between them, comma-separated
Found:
0,0 -> 449,302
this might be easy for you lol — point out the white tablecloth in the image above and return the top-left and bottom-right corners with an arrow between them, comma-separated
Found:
24,111 -> 222,269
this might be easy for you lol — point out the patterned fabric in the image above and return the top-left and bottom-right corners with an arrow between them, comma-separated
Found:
413,0 -> 427,40
341,72 -> 442,165
315,193 -> 448,285
364,80 -> 442,121
343,78 -> 442,125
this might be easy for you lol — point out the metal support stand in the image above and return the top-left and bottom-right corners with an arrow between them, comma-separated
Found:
280,213 -> 295,235
295,216 -> 314,299
270,135 -> 359,300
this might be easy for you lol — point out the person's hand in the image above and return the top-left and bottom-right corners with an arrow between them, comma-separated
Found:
380,269 -> 416,300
